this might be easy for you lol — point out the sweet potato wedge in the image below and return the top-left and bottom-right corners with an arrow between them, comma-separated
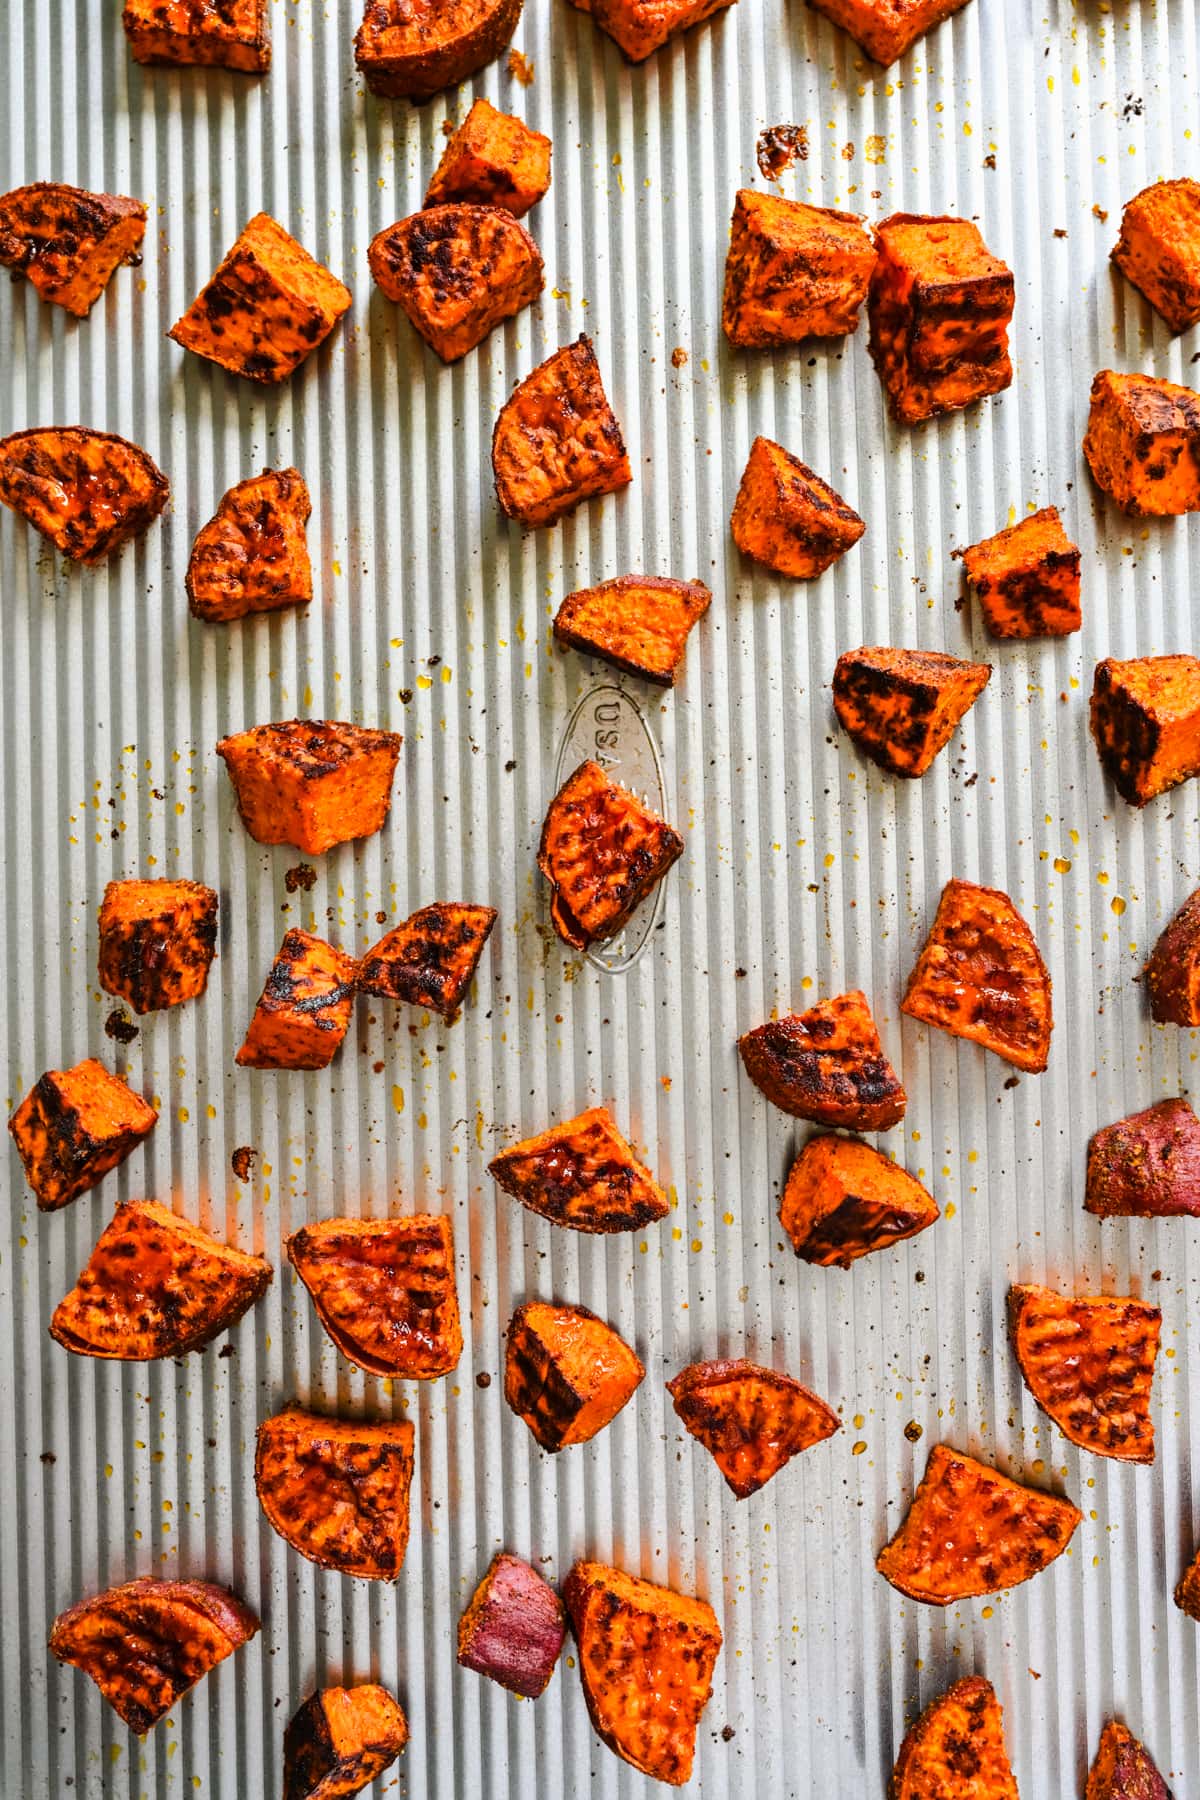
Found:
1145,889 -> 1200,1024
98,877 -> 218,1014
217,719 -> 402,855
283,1685 -> 408,1800
0,183 -> 146,317
553,574 -> 710,685
287,1213 -> 462,1379
0,426 -> 167,562
538,759 -> 683,950
368,204 -> 543,362
1008,1284 -> 1161,1464
781,1134 -> 938,1267
425,97 -> 551,216
50,1199 -> 271,1359
731,434 -> 865,578
50,1578 -> 259,1735
833,646 -> 991,777
236,928 -> 358,1071
888,1676 -> 1018,1800
957,505 -> 1082,639
808,0 -> 971,65
9,1058 -> 157,1212
457,1552 -> 566,1697
901,878 -> 1052,1073
488,1105 -> 669,1234
1083,370 -> 1200,515
1085,1098 -> 1200,1219
563,1561 -> 721,1786
1176,1544 -> 1200,1621
1090,654 -> 1200,805
739,990 -> 907,1129
186,467 -> 311,622
492,336 -> 631,528
584,0 -> 735,59
876,1442 -> 1082,1605
1113,177 -> 1200,335
355,0 -> 523,99
123,0 -> 270,69
358,902 -> 496,1016
1086,1720 -> 1174,1800
722,190 -> 876,346
667,1358 -> 840,1498
504,1300 -> 643,1449
255,1408 -> 415,1581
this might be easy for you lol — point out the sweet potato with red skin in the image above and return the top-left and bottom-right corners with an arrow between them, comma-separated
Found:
833,646 -> 991,777
492,336 -> 631,528
667,1359 -> 841,1498
1008,1284 -> 1161,1464
1085,1098 -> 1200,1219
504,1300 -> 643,1449
957,506 -> 1082,639
0,426 -> 167,563
283,1685 -> 408,1800
1090,655 -> 1200,806
723,191 -> 876,346
368,204 -> 543,362
287,1213 -> 462,1379
553,574 -> 710,686
9,1058 -> 157,1212
808,0 -> 970,64
563,1561 -> 721,1786
50,1578 -> 259,1735
256,1409 -> 413,1581
901,878 -> 1052,1073
1086,1721 -> 1174,1800
98,878 -> 218,1014
217,720 -> 402,854
739,990 -> 907,1129
489,1105 -> 669,1234
1083,371 -> 1200,515
888,1676 -> 1018,1800
359,902 -> 496,1016
538,759 -> 683,951
123,0 -> 269,69
426,98 -> 551,216
186,467 -> 311,622
1113,178 -> 1200,335
355,0 -> 523,99
50,1199 -> 272,1360
0,183 -> 146,316
1176,1545 -> 1200,1620
781,1134 -> 938,1267
236,928 -> 358,1071
457,1552 -> 566,1697
1145,890 -> 1200,1024
731,434 -> 864,579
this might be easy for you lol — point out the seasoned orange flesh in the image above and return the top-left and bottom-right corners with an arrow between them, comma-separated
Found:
1090,654 -> 1200,804
492,336 -> 631,527
0,426 -> 168,563
554,575 -> 710,685
563,1561 -> 722,1786
876,1442 -> 1082,1604
723,190 -> 876,345
1177,1544 -> 1200,1620
122,0 -> 270,69
1009,1284 -> 1161,1463
0,183 -> 146,316
355,0 -> 523,99
808,0 -> 971,65
731,434 -> 865,578
538,759 -> 683,950
781,1134 -> 938,1267
457,1552 -> 567,1697
1086,1720 -> 1174,1800
1145,888 -> 1200,1024
283,1684 -> 408,1800
287,1213 -> 462,1379
1085,1098 -> 1200,1219
368,204 -> 543,362
358,902 -> 496,1015
488,1105 -> 669,1234
739,990 -> 907,1129
667,1358 -> 840,1498
187,467 -> 311,621
1083,370 -> 1200,515
255,1408 -> 415,1581
236,928 -> 358,1070
959,506 -> 1082,639
504,1300 -> 644,1448
9,1058 -> 157,1212
217,719 -> 402,854
901,878 -> 1052,1072
587,0 -> 735,59
833,646 -> 991,777
888,1676 -> 1018,1800
1113,178 -> 1200,334
98,878 -> 218,1013
426,98 -> 551,217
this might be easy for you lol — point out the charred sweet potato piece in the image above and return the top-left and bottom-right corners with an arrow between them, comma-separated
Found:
1008,1284 -> 1161,1464
0,183 -> 146,317
1086,1721 -> 1174,1800
122,0 -> 270,69
1113,178 -> 1200,335
236,929 -> 358,1071
538,759 -> 683,950
358,902 -> 496,1016
98,878 -> 218,1014
833,646 -> 991,777
781,1134 -> 938,1267
504,1300 -> 643,1449
731,434 -> 864,579
283,1685 -> 408,1800
1145,889 -> 1200,1024
50,1578 -> 259,1735
186,467 -> 311,622
1090,654 -> 1200,805
868,213 -> 1014,423
1083,370 -> 1200,515
957,506 -> 1082,639
368,203 -> 542,362
722,190 -> 876,346
563,1562 -> 721,1785
488,1105 -> 669,1234
287,1213 -> 462,1379
255,1408 -> 415,1581
492,336 -> 631,528
9,1058 -> 157,1212
667,1358 -> 840,1498
1176,1545 -> 1200,1620
457,1552 -> 567,1697
739,990 -> 907,1129
808,0 -> 970,64
426,98 -> 551,217
355,0 -> 523,98
169,213 -> 351,384
0,426 -> 167,563
553,575 -> 710,685
901,878 -> 1052,1073
217,719 -> 402,854
1085,1098 -> 1200,1219
585,0 -> 735,59
888,1676 -> 1018,1800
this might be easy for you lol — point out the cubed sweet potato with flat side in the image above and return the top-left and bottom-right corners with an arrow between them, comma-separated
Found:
488,1105 -> 669,1234
0,426 -> 167,562
355,0 -> 523,98
902,878 -> 1052,1072
732,434 -> 864,578
1145,889 -> 1200,1024
554,574 -> 710,685
889,1677 -> 1018,1800
1177,1545 -> 1200,1621
236,928 -> 358,1071
9,1057 -> 157,1212
957,506 -> 1082,638
1008,1284 -> 1161,1464
123,0 -> 269,69
833,646 -> 991,777
457,1552 -> 566,1697
284,1685 -> 408,1800
0,183 -> 146,317
1083,370 -> 1200,515
492,336 -> 631,527
359,902 -> 496,1016
781,1134 -> 938,1267
585,0 -> 735,59
217,719 -> 402,854
287,1213 -> 462,1378
1086,1721 -> 1174,1800
426,97 -> 551,216
368,203 -> 542,362
538,759 -> 683,950
1085,1098 -> 1200,1219
504,1300 -> 643,1449
1113,177 -> 1200,335
739,990 -> 907,1129
1090,654 -> 1200,805
186,467 -> 311,622
667,1359 -> 840,1498
98,878 -> 218,1014
807,0 -> 970,64
723,190 -> 876,346
255,1408 -> 415,1581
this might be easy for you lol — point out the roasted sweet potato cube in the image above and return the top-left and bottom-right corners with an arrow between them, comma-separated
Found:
901,878 -> 1052,1073
889,1677 -> 1018,1800
1113,178 -> 1200,335
1086,1721 -> 1174,1800
0,183 -> 146,317
255,1408 -> 415,1581
781,1134 -> 938,1267
358,902 -> 496,1016
1085,1099 -> 1200,1219
1177,1545 -> 1200,1621
492,336 -> 631,528
553,575 -> 710,685
186,467 -> 311,622
217,719 -> 402,854
563,1562 -> 721,1786
457,1552 -> 567,1697
538,759 -> 683,950
1083,370 -> 1200,515
287,1213 -> 462,1378
425,97 -> 551,216
9,1058 -> 157,1212
1145,889 -> 1200,1024
504,1300 -> 643,1449
368,203 -> 542,362
488,1105 -> 669,1234
98,878 -> 218,1014
122,0 -> 270,69
0,426 -> 167,563
808,0 -> 970,64
1090,654 -> 1200,805
283,1685 -> 408,1800
586,0 -> 735,60
236,929 -> 358,1071
868,213 -> 1014,423
731,434 -> 864,578
667,1359 -> 840,1498
169,214 -> 351,384
355,0 -> 523,99
50,1579 -> 259,1735
739,990 -> 907,1130
957,506 -> 1082,639
833,646 -> 991,777
722,191 -> 876,346
1008,1284 -> 1161,1464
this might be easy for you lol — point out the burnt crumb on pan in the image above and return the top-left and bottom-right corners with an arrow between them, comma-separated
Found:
476,1370 -> 492,1388
756,124 -> 808,181
231,1146 -> 258,1183
284,863 -> 317,893
104,1008 -> 139,1043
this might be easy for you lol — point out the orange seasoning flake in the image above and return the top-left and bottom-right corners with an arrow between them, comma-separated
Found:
287,1213 -> 463,1379
538,759 -> 683,951
553,574 -> 711,686
255,1408 -> 415,1581
9,1058 -> 157,1212
901,878 -> 1053,1073
889,1676 -> 1019,1800
667,1358 -> 841,1498
781,1134 -> 938,1267
0,426 -> 168,563
283,1685 -> 408,1800
368,204 -> 543,363
739,990 -> 907,1130
488,1104 -> 669,1234
0,182 -> 146,316
236,928 -> 359,1071
492,335 -> 631,528
731,434 -> 865,579
1008,1284 -> 1161,1464
504,1300 -> 644,1449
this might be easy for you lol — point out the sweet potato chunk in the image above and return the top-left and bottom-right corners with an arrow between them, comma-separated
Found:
809,0 -> 970,64
739,990 -> 907,1129
722,191 -> 876,346
50,1579 -> 259,1735
355,0 -> 523,98
781,1134 -> 938,1267
1086,1721 -> 1174,1800
255,1408 -> 414,1581
287,1213 -> 462,1379
1145,889 -> 1200,1024
1090,654 -> 1200,805
876,1443 -> 1081,1605
1176,1545 -> 1200,1620
457,1552 -> 566,1697
868,213 -> 1014,423
123,0 -> 269,69
9,1058 -> 157,1212
98,878 -> 218,1014
1008,1284 -> 1161,1464
0,183 -> 146,317
584,0 -> 735,60
563,1562 -> 721,1786
1085,1099 -> 1200,1220
368,203 -> 542,362
50,1199 -> 271,1359
488,1105 -> 669,1234
186,467 -> 311,622
169,213 -> 351,384
957,506 -> 1082,639
1083,370 -> 1200,515
0,426 -> 167,563
284,1685 -> 408,1800
236,928 -> 358,1071
833,646 -> 991,777
901,878 -> 1052,1073
358,902 -> 496,1016
731,434 -> 864,579
426,97 -> 551,216
667,1358 -> 840,1498
217,720 -> 402,854
538,759 -> 683,950
1113,178 -> 1200,335
504,1300 -> 643,1449
889,1676 -> 1018,1800
492,336 -> 631,528
553,575 -> 710,685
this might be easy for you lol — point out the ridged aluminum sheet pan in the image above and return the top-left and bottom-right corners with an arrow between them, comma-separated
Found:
3,0 -> 1200,1794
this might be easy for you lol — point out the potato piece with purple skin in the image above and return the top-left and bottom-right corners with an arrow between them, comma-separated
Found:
1086,1720 -> 1174,1800
1085,1098 -> 1200,1219
1144,889 -> 1200,1025
457,1552 -> 566,1696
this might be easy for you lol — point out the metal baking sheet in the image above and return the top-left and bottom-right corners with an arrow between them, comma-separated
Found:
2,0 -> 1200,1794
